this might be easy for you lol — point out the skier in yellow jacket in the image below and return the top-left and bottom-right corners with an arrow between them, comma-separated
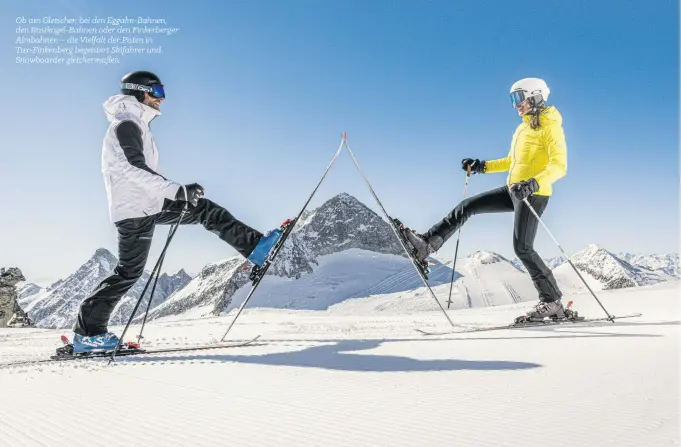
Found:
405,78 -> 568,321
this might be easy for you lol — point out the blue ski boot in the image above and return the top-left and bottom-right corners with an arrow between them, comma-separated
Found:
73,332 -> 120,354
247,228 -> 283,267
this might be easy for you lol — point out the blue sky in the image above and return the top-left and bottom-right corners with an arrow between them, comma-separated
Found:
1,0 -> 678,285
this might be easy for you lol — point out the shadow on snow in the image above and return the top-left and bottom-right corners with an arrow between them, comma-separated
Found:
119,339 -> 541,372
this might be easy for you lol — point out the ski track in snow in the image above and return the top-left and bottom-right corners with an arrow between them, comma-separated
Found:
0,281 -> 678,447
464,284 -> 472,308
468,264 -> 494,308
503,283 -> 523,304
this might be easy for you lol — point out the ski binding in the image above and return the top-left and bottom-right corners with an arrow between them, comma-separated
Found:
247,218 -> 296,284
390,217 -> 431,279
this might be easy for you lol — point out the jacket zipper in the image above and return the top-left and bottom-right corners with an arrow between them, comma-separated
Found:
509,126 -> 526,182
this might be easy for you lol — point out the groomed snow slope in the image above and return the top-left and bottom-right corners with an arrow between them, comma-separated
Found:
0,280 -> 678,447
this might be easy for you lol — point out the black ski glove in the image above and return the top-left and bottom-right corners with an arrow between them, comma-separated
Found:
509,178 -> 539,200
176,183 -> 205,206
461,158 -> 485,174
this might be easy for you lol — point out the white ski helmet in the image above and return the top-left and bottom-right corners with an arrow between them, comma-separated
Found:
509,78 -> 550,108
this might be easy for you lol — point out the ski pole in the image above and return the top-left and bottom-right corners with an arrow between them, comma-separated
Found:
446,166 -> 471,309
522,198 -> 614,321
110,203 -> 189,363
219,134 -> 347,341
136,207 -> 187,343
344,136 -> 456,328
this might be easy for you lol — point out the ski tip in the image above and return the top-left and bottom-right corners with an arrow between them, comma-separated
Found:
60,335 -> 69,344
342,132 -> 347,141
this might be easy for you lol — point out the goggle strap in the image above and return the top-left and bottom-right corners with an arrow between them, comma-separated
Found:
121,83 -> 165,98
121,83 -> 152,93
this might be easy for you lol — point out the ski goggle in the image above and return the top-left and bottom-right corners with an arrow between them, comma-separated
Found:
509,90 -> 526,107
121,82 -> 166,99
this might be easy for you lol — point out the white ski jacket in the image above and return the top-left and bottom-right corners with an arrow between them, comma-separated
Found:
101,95 -> 181,223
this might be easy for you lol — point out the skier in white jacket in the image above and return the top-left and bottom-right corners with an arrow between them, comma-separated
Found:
72,71 -> 282,353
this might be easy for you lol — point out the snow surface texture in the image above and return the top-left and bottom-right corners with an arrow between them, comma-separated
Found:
0,280 -> 678,447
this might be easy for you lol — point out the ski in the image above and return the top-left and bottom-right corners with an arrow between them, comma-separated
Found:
218,135 -> 347,341
415,313 -> 643,336
343,138 -> 457,328
216,217 -> 296,342
0,335 -> 262,368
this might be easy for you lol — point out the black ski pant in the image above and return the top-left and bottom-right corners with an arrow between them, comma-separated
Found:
74,198 -> 263,336
424,185 -> 562,302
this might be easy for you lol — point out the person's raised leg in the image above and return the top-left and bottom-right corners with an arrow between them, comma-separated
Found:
405,186 -> 514,262
157,198 -> 270,262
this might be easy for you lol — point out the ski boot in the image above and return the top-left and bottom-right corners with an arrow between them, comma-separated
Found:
391,218 -> 439,279
56,334 -> 143,358
246,218 -> 295,283
73,332 -> 120,354
248,229 -> 283,266
515,299 -> 564,324
514,299 -> 584,324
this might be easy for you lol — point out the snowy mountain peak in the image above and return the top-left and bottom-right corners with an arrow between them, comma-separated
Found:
174,268 -> 190,278
22,248 -> 190,329
467,250 -> 510,265
94,247 -> 115,258
143,193 -> 408,320
335,191 -> 358,202
577,244 -> 605,258
562,244 -> 662,290
295,193 -> 403,258
571,244 -> 625,266
143,256 -> 249,321
309,193 -> 376,223
165,269 -> 192,282
88,248 -> 117,274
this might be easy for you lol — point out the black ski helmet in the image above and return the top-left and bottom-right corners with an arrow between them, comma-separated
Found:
120,70 -> 165,102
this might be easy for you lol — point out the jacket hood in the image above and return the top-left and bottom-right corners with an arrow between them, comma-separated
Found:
103,94 -> 161,125
522,105 -> 562,126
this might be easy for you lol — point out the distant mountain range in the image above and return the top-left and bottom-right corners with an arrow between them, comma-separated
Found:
509,248 -> 679,286
14,193 -> 679,328
17,249 -> 191,329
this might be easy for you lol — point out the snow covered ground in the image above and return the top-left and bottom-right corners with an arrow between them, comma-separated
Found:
0,280 -> 678,447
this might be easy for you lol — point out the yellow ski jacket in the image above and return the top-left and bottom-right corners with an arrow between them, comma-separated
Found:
484,106 -> 567,196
